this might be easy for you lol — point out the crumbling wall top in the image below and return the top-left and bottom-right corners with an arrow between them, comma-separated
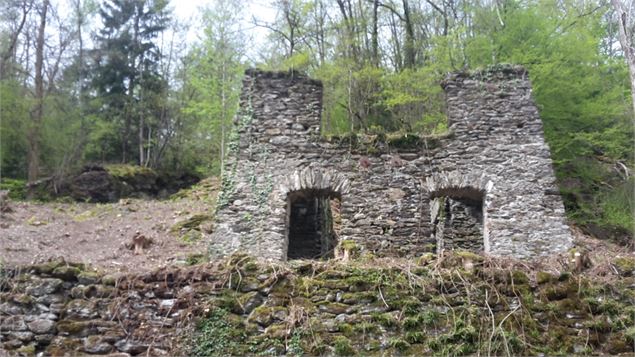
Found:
441,64 -> 529,90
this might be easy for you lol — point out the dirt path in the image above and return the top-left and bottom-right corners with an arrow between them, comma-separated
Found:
0,197 -> 214,274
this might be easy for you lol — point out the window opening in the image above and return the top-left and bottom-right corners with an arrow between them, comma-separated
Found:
431,188 -> 484,253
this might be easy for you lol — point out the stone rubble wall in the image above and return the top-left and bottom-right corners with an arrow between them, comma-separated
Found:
210,66 -> 572,260
2,256 -> 634,356
0,260 -> 202,356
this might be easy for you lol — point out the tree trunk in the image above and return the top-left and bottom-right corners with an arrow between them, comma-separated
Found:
27,0 -> 49,197
610,0 -> 635,116
402,0 -> 416,68
371,0 -> 379,67
0,0 -> 32,80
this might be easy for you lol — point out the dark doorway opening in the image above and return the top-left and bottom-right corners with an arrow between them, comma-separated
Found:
286,190 -> 340,260
431,188 -> 484,252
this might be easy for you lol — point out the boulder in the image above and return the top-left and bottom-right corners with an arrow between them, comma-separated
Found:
70,166 -> 117,203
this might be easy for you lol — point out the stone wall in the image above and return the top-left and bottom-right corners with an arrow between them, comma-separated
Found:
210,65 -> 572,261
2,255 -> 634,356
0,259 -> 198,356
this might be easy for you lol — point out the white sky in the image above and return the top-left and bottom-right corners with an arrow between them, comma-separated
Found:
172,0 -> 277,53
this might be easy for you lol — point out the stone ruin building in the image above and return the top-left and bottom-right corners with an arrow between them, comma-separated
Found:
210,65 -> 573,261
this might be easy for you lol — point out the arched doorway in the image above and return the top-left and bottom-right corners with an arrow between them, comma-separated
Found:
286,189 -> 341,260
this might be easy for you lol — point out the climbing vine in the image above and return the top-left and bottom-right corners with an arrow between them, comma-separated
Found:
217,90 -> 255,210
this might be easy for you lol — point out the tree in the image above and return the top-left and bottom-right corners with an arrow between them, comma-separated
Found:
610,0 -> 635,115
26,0 -> 49,189
91,0 -> 171,165
182,0 -> 245,175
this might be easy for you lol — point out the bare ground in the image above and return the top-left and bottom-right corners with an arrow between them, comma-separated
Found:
0,195 -> 214,274
1,176 -> 632,277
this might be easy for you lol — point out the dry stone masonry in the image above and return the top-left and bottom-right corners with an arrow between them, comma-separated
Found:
210,65 -> 572,261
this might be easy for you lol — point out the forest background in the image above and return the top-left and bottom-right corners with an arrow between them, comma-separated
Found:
0,0 -> 633,244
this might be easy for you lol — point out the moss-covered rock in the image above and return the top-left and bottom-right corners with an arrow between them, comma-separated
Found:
52,266 -> 82,282
612,256 -> 635,277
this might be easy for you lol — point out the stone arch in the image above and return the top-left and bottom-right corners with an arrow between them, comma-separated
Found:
279,168 -> 350,260
425,172 -> 493,254
279,167 -> 351,196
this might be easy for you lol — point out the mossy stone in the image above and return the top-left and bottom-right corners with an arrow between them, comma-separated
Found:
416,253 -> 436,266
536,271 -> 554,284
101,275 -> 118,286
319,302 -> 351,315
249,306 -> 288,326
543,284 -> 570,301
236,291 -> 263,314
16,343 -> 36,355
264,323 -> 289,338
13,294 -> 34,305
510,270 -> 530,285
77,271 -> 102,285
613,257 -> 635,276
57,320 -> 90,335
30,259 -> 65,275
607,334 -> 632,354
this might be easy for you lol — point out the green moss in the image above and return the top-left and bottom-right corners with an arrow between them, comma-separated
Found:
387,133 -> 423,149
613,257 -> 635,276
180,230 -> 203,243
371,312 -> 397,328
510,270 -> 530,285
30,259 -> 65,274
319,302 -> 350,315
215,290 -> 242,313
185,254 -> 207,266
397,297 -> 422,316
337,323 -> 353,336
333,336 -> 355,356
105,164 -> 157,180
543,284 -> 570,301
352,321 -> 377,334
77,271 -> 102,284
13,294 -> 34,305
171,214 -> 214,233
249,306 -> 288,326
536,271 -> 554,284
16,343 -> 36,354
338,240 -> 360,258
57,320 -> 90,334
101,274 -> 117,286
416,253 -> 436,266
583,317 -> 612,333
340,291 -> 376,304
264,323 -> 289,338
52,266 -> 81,281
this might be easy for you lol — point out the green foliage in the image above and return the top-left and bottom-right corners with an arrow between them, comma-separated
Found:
181,1 -> 246,177
191,308 -> 245,356
287,329 -> 305,356
90,0 -> 171,165
0,178 -> 26,200
333,336 -> 355,356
